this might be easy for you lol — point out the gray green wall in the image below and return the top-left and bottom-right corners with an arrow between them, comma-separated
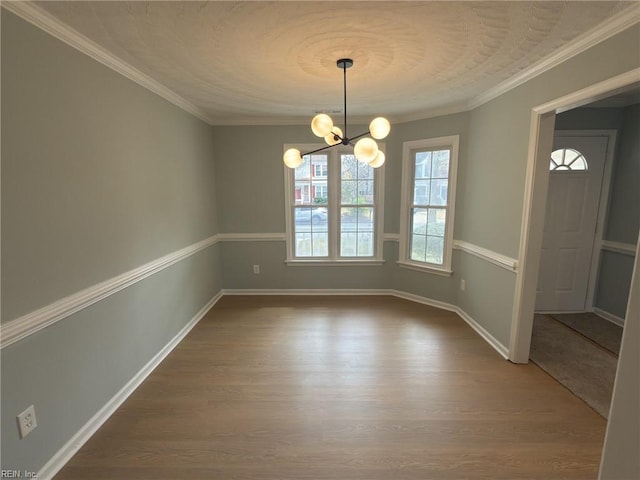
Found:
555,104 -> 639,319
213,112 -> 469,305
605,104 -> 640,245
456,24 -> 640,345
599,245 -> 639,480
2,5 -> 639,477
1,10 -> 222,473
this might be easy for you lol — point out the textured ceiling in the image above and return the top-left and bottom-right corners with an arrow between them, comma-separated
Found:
29,1 -> 637,125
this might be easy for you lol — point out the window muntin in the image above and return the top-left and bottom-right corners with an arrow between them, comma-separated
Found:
340,154 -> 375,257
285,144 -> 384,263
410,149 -> 449,264
550,148 -> 588,171
293,154 -> 328,257
400,136 -> 459,274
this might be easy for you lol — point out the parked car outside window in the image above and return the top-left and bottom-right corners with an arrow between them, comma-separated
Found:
295,207 -> 328,224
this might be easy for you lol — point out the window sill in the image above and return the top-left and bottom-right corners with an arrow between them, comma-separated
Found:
286,259 -> 385,267
396,260 -> 453,276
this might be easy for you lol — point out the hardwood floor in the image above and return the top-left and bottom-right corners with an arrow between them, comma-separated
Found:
54,295 -> 606,479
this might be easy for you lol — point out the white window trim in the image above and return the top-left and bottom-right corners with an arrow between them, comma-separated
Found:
398,135 -> 459,275
284,143 -> 385,264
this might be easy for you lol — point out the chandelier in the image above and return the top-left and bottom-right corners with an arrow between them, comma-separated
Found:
283,58 -> 390,169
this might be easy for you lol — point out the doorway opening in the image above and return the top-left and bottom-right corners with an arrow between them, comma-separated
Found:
530,128 -> 623,418
510,70 -> 639,365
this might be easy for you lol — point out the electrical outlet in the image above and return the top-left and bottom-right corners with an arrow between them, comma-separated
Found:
253,265 -> 260,274
460,279 -> 466,291
17,405 -> 37,439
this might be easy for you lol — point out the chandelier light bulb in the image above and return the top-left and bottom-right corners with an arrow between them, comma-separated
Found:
324,127 -> 343,146
369,117 -> 391,140
311,114 -> 334,137
354,138 -> 379,164
283,148 -> 303,168
291,60 -> 391,170
368,150 -> 386,168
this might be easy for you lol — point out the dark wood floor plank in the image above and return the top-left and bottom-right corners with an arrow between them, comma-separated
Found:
54,295 -> 606,479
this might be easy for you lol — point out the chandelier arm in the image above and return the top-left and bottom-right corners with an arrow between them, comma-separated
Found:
300,143 -> 339,157
346,131 -> 371,145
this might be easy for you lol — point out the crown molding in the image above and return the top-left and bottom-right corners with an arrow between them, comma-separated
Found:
392,101 -> 473,125
1,1 -> 214,125
206,102 -> 473,127
469,4 -> 640,110
2,1 -> 638,126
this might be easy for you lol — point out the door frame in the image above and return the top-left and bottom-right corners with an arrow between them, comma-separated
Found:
541,129 -> 618,313
509,68 -> 640,364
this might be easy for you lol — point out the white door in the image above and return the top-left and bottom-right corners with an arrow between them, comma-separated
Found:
536,134 -> 608,311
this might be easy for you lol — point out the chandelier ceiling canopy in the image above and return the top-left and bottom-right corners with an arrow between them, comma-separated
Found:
283,59 -> 390,169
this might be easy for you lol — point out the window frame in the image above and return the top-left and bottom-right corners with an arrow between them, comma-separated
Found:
284,143 -> 385,265
399,135 -> 459,276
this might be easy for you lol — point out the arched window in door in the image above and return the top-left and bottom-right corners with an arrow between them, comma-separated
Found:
550,148 -> 588,171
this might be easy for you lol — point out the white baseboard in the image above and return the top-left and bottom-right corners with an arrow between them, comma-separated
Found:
389,290 -> 510,359
389,289 -> 458,313
593,307 -> 625,327
454,307 -> 510,359
222,288 -> 392,296
37,291 -> 223,480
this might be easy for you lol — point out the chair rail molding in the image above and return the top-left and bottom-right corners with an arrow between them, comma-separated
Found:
453,240 -> 519,273
0,235 -> 220,349
601,240 -> 637,256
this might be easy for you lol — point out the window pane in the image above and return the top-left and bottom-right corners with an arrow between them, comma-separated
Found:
426,236 -> 444,264
415,151 -> 432,179
414,180 -> 430,205
427,208 -> 446,237
312,232 -> 328,256
341,180 -> 358,204
412,208 -> 428,235
357,180 -> 374,204
410,234 -> 427,262
432,150 -> 450,178
340,232 -> 357,256
341,155 -> 358,179
295,154 -> 328,205
550,149 -> 564,165
341,207 -> 374,257
295,232 -> 312,257
341,231 -> 373,257
342,153 -> 374,205
294,156 -> 311,181
357,232 -> 374,257
311,183 -> 327,204
294,207 -> 328,257
356,158 -> 374,180
430,179 -> 448,206
572,157 -> 586,170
